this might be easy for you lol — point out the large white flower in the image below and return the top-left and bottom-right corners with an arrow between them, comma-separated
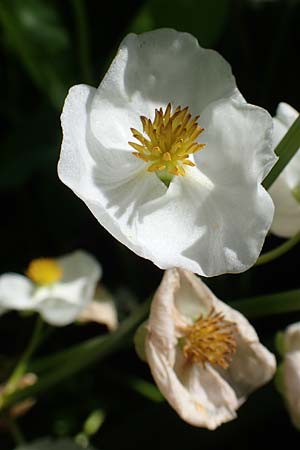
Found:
58,28 -> 276,277
269,103 -> 300,237
281,322 -> 300,429
145,268 -> 276,429
0,250 -> 101,326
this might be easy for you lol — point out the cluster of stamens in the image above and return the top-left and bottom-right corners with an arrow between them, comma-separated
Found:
129,103 -> 205,177
181,308 -> 237,369
26,258 -> 63,285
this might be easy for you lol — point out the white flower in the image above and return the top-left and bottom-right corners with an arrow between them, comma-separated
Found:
269,103 -> 300,237
281,322 -> 300,429
78,285 -> 118,330
145,268 -> 276,429
58,28 -> 276,277
0,250 -> 101,326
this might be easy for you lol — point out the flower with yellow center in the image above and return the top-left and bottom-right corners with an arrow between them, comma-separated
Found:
144,269 -> 276,429
58,28 -> 276,277
0,250 -> 101,326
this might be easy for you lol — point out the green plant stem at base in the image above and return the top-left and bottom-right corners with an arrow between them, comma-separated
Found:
7,417 -> 26,446
256,231 -> 300,266
263,115 -> 300,190
3,316 -> 43,397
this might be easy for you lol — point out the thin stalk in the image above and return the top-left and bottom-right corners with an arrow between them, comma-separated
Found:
256,231 -> 300,266
7,417 -> 26,446
4,316 -> 43,396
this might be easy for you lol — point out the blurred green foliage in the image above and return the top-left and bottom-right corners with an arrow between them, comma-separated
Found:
1,0 -> 300,449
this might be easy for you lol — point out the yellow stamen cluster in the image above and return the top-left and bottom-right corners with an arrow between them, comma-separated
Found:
26,258 -> 62,285
182,308 -> 237,369
129,103 -> 205,177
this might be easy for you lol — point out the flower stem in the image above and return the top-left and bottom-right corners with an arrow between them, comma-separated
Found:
263,115 -> 300,190
256,231 -> 300,266
7,417 -> 26,446
4,316 -> 43,397
1,299 -> 151,411
230,289 -> 300,319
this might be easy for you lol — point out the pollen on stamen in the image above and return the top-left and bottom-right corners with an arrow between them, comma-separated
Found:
181,308 -> 237,369
128,103 -> 206,178
26,258 -> 63,286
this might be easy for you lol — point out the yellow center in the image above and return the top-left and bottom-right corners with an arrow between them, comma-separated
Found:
26,258 -> 63,285
181,308 -> 237,369
129,103 -> 205,178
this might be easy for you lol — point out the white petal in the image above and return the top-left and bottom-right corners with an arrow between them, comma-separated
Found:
269,103 -> 300,237
90,29 -> 242,150
77,286 -> 118,330
34,250 -> 101,326
284,322 -> 300,353
58,83 -> 168,261
136,163 -> 274,276
146,338 -> 237,429
196,99 -> 276,184
0,274 -> 34,311
276,102 -> 299,129
283,351 -> 300,429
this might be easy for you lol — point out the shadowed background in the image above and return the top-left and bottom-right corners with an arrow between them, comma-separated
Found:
1,0 -> 300,448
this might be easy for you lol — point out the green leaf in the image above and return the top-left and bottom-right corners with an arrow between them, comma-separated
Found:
230,289 -> 300,319
263,115 -> 300,190
0,0 -> 71,108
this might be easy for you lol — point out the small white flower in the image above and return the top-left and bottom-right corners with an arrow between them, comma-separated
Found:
281,322 -> 300,429
58,28 -> 276,277
269,103 -> 300,237
145,268 -> 276,429
0,250 -> 101,326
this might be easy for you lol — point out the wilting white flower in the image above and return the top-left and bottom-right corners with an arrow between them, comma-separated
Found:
78,285 -> 118,330
280,322 -> 300,429
0,250 -> 101,326
58,28 -> 276,277
144,268 -> 276,429
269,103 -> 300,237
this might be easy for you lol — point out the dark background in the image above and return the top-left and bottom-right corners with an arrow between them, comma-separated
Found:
1,0 -> 300,448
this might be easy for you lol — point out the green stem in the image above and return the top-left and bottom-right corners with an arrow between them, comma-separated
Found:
4,316 -> 43,396
71,0 -> 93,83
263,115 -> 300,190
1,300 -> 150,411
230,289 -> 300,319
256,231 -> 300,266
7,417 -> 26,446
